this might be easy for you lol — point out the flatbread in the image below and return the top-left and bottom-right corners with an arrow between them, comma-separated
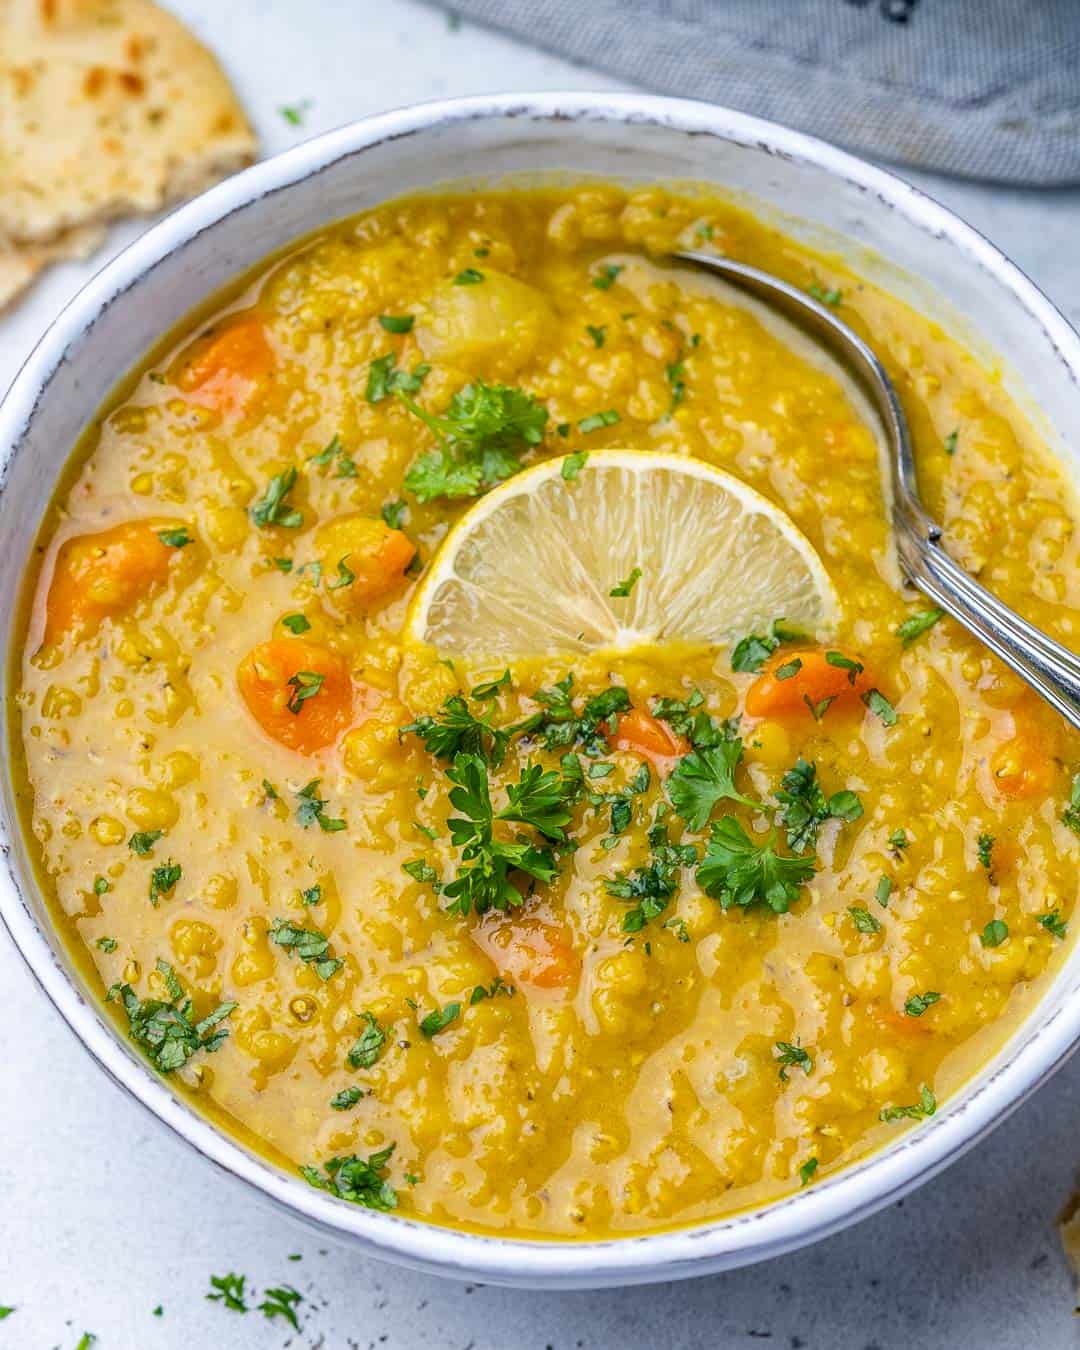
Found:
0,223 -> 104,310
0,0 -> 257,246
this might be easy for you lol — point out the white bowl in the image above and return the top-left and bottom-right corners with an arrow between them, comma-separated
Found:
2,92 -> 1080,1290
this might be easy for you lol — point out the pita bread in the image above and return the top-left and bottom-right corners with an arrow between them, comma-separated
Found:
0,222 -> 104,310
0,0 -> 256,247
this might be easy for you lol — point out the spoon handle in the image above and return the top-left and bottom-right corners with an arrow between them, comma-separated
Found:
895,519 -> 1080,731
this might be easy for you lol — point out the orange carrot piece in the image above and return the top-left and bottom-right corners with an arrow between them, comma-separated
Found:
179,318 -> 274,415
44,519 -> 176,644
237,638 -> 353,753
316,515 -> 417,609
989,733 -> 1056,799
472,914 -> 579,991
610,707 -> 689,767
744,648 -> 875,719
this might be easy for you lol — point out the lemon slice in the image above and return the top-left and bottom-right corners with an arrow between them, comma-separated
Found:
405,449 -> 838,659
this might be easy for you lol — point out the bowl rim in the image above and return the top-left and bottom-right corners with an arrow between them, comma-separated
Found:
3,88 -> 1080,1288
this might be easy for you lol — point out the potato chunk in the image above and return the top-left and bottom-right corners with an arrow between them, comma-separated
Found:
314,513 -> 416,611
416,272 -> 553,375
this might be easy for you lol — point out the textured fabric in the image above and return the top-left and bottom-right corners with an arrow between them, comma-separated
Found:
434,0 -> 1080,186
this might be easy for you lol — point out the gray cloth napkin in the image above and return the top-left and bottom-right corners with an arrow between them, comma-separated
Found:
437,0 -> 1080,186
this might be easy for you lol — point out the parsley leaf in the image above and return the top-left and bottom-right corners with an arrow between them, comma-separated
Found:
402,380 -> 548,502
848,905 -> 881,934
944,429 -> 959,456
667,740 -> 757,831
300,1145 -> 397,1211
470,975 -> 513,1004
896,608 -> 944,645
331,1086 -> 365,1111
586,323 -> 606,347
577,409 -> 620,434
775,758 -> 863,854
419,1001 -> 461,1037
347,1011 -> 387,1068
149,859 -> 181,906
282,612 -> 311,634
561,451 -> 588,481
269,917 -> 343,981
454,267 -> 484,285
977,833 -> 994,870
402,694 -> 509,767
96,936 -> 117,952
609,566 -> 641,598
207,1272 -> 248,1312
980,919 -> 1009,948
799,1158 -> 819,1186
366,353 -> 430,403
808,281 -> 842,307
607,822 -> 697,932
157,527 -> 192,548
1037,910 -> 1068,940
107,960 -> 235,1073
258,1286 -> 302,1331
378,313 -> 414,333
1063,772 -> 1080,835
775,1040 -> 813,1082
905,991 -> 941,1016
698,817 -> 816,913
592,263 -> 624,290
286,669 -> 324,714
514,676 -> 631,758
128,829 -> 163,856
251,467 -> 303,529
294,779 -> 346,832
381,498 -> 408,530
863,688 -> 898,726
880,1084 -> 937,1123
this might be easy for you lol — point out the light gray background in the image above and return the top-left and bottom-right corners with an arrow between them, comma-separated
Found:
3,2 -> 1080,1346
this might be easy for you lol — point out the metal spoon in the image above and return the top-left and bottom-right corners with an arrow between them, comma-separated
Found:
672,249 -> 1080,733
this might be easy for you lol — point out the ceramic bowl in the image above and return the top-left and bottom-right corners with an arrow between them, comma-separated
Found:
3,92 -> 1080,1289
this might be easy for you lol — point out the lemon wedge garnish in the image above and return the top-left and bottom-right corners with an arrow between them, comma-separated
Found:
405,449 -> 837,659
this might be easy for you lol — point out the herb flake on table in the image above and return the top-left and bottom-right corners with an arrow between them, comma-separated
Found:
259,1285 -> 303,1331
207,1272 -> 248,1312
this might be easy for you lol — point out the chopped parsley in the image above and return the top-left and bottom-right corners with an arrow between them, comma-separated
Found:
453,267 -> 485,285
128,829 -> 163,856
775,758 -> 862,854
148,859 -> 181,906
698,816 -> 816,913
586,324 -> 607,347
282,612 -> 311,634
666,356 -> 687,411
799,1157 -> 819,1186
775,1040 -> 813,1082
609,566 -> 641,598
606,822 -> 697,932
561,451 -> 588,481
258,1286 -> 303,1331
330,1085 -> 365,1111
808,281 -> 842,307
880,1084 -> 936,1123
402,380 -> 548,502
980,919 -> 1009,948
419,1001 -> 461,1037
294,779 -> 346,832
269,918 -> 342,981
402,693 -> 510,767
944,429 -> 959,456
93,875 -> 110,895
310,433 -> 359,478
207,1272 -> 248,1312
347,1011 -> 387,1068
1063,772 -> 1080,835
667,740 -> 756,831
825,650 -> 863,683
96,936 -> 118,952
592,263 -> 624,290
286,670 -> 324,714
514,676 -> 631,758
470,975 -> 513,1004
862,688 -> 898,726
107,959 -> 235,1073
301,884 -> 321,905
875,875 -> 893,907
577,409 -> 620,434
251,467 -> 303,529
977,833 -> 995,870
848,905 -> 881,935
300,1145 -> 397,1211
157,527 -> 192,548
471,669 -> 511,701
365,352 -> 429,403
730,619 -> 807,673
652,689 -> 737,750
889,828 -> 909,852
1037,910 -> 1068,940
378,313 -> 415,333
905,991 -> 941,1017
278,100 -> 311,126
381,498 -> 408,529
896,608 -> 944,645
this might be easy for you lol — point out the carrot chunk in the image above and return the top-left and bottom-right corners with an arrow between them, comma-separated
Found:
744,648 -> 874,719
315,514 -> 417,610
610,708 -> 689,767
989,733 -> 1055,799
179,317 -> 274,415
237,638 -> 353,753
44,519 -> 176,644
472,913 -> 579,991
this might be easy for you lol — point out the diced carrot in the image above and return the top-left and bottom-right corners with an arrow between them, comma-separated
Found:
178,317 -> 274,415
237,638 -> 353,753
989,732 -> 1056,799
472,913 -> 579,991
314,514 -> 417,610
44,519 -> 176,645
610,708 -> 689,767
877,1007 -> 934,1040
744,648 -> 875,719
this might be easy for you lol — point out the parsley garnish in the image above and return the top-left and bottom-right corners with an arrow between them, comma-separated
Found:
148,859 -> 181,906
775,658 -> 802,681
848,905 -> 881,935
331,1086 -> 365,1111
980,919 -> 1009,948
652,690 -> 736,750
977,833 -> 994,870
251,467 -> 303,529
896,608 -> 944,645
944,429 -> 959,456
157,527 -> 192,548
269,918 -> 342,981
402,380 -> 548,502
286,669 -> 324,715
698,817 -> 816,913
586,324 -> 606,347
207,1272 -> 247,1312
808,281 -> 842,307
294,779 -> 346,832
471,669 -> 511,701
1062,772 -> 1080,835
419,1001 -> 461,1037
730,619 -> 807,673
875,875 -> 892,907
301,884 -> 321,905
862,688 -> 898,726
96,936 -> 117,952
381,498 -> 407,529
514,676 -> 631,758
300,1146 -> 397,1210
799,1158 -> 819,1186
347,1011 -> 387,1068
561,451 -> 588,481
93,876 -> 110,895
775,1040 -> 813,1082
278,100 -> 310,126
609,566 -> 641,598
880,1084 -> 936,1122
366,353 -> 429,403
453,268 -> 484,285
128,829 -> 163,856
402,694 -> 509,767
889,828 -> 909,851
470,975 -> 513,1004
577,409 -> 620,434
379,313 -> 415,333
107,959 -> 235,1073
1037,910 -> 1068,940
666,356 -> 687,412
607,822 -> 697,931
775,758 -> 862,854
668,740 -> 756,831
259,1286 -> 302,1331
282,612 -> 311,634
825,650 -> 863,683
592,263 -> 624,290
905,991 -> 941,1016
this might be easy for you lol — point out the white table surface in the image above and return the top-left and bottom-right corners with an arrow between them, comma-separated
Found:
4,2 -> 1080,1346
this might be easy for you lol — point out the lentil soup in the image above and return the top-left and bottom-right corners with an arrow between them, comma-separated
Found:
13,185 -> 1080,1239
